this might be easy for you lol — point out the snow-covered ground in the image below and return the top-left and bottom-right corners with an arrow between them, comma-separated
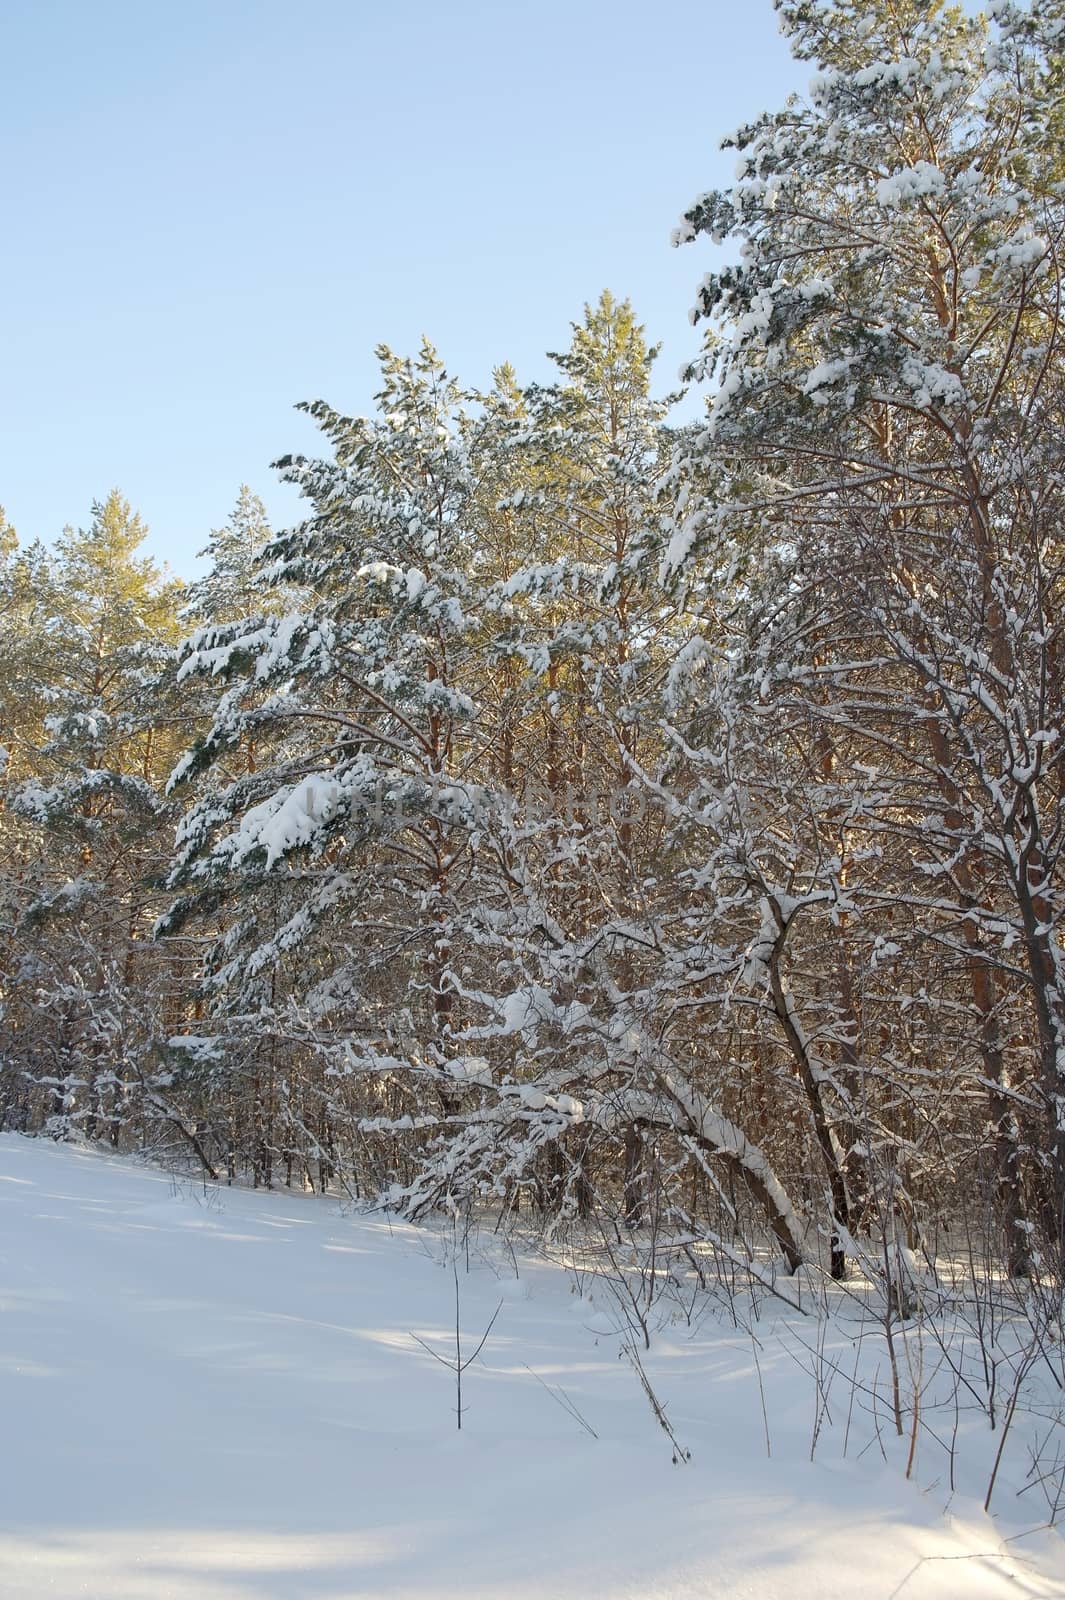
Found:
1,1134 -> 1062,1599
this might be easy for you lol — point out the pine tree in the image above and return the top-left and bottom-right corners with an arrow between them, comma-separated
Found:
1,492 -> 188,1145
181,485 -> 280,627
163,344 -> 506,1188
664,0 -> 1065,1269
0,515 -> 57,1130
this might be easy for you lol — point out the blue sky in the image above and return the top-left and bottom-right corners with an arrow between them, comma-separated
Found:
2,1 -> 805,574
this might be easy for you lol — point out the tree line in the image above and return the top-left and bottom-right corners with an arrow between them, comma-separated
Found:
2,0 -> 1064,1284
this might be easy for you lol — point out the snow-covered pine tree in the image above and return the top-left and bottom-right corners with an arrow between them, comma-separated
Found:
163,343 -> 507,1191
383,297 -> 680,1220
181,485 -> 283,628
0,515 -> 54,1131
164,486 -> 315,1181
364,299 -> 810,1265
1,492 -> 189,1148
664,0 -> 1065,1269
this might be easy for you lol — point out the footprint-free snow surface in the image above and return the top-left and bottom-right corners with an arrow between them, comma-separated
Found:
1,1135 -> 1063,1598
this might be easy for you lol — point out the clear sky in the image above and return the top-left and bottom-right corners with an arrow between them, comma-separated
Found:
1,0 -> 806,575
